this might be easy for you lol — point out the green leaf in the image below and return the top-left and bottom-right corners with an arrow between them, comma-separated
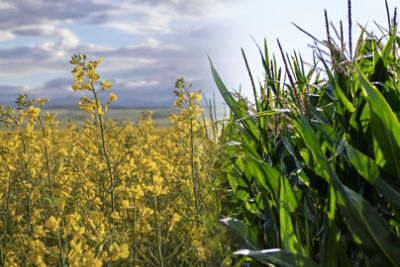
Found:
346,144 -> 400,206
209,58 -> 258,139
357,68 -> 400,177
220,218 -> 263,250
235,109 -> 290,123
235,249 -> 318,267
279,176 -> 304,255
298,116 -> 400,266
320,186 -> 338,267
381,30 -> 396,66
318,54 -> 355,113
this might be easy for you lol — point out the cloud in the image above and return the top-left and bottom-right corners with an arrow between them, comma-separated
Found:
0,0 -> 226,107
129,0 -> 217,14
0,31 -> 14,42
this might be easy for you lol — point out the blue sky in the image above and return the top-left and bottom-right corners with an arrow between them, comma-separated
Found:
0,0 -> 394,107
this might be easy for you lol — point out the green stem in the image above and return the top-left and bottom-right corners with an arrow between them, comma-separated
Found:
37,117 -> 53,196
190,118 -> 199,214
151,174 -> 164,267
57,229 -> 65,267
90,81 -> 114,212
132,199 -> 137,266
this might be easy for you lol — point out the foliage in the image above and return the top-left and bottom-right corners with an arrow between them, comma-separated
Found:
0,56 -> 226,266
213,4 -> 400,266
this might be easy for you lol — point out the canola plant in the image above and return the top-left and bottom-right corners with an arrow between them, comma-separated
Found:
0,55 -> 224,266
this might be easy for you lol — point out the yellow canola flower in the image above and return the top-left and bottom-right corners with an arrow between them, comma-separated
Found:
29,239 -> 49,262
97,106 -> 104,115
81,82 -> 92,90
118,243 -> 130,259
45,216 -> 60,233
75,71 -> 84,83
87,69 -> 100,82
26,105 -> 41,119
33,98 -> 49,107
94,59 -> 102,67
71,65 -> 82,75
168,213 -> 181,232
68,240 -> 83,266
189,92 -> 202,102
110,243 -> 130,261
43,112 -> 57,124
31,187 -> 41,203
56,195 -> 66,210
107,93 -> 118,104
110,211 -> 122,221
33,225 -> 46,238
100,81 -> 111,91
18,110 -> 26,124
121,200 -> 130,209
72,83 -> 82,91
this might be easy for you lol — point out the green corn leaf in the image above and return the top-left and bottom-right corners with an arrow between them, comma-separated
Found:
320,186 -> 338,267
357,68 -> 400,178
262,192 -> 279,248
220,218 -> 263,250
298,116 -> 400,266
209,58 -> 258,139
346,144 -> 400,206
316,52 -> 355,113
381,29 -> 396,66
234,249 -> 318,267
235,109 -> 290,123
279,176 -> 304,255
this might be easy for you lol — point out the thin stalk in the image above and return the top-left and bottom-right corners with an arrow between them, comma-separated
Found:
208,98 -> 217,143
348,0 -> 353,60
37,117 -> 53,196
132,199 -> 137,266
57,229 -> 65,267
393,8 -> 397,57
241,48 -> 259,112
190,118 -> 199,214
385,0 -> 392,34
151,174 -> 164,267
90,81 -> 114,212
277,39 -> 303,114
201,110 -> 210,141
324,10 -> 334,59
340,21 -> 345,57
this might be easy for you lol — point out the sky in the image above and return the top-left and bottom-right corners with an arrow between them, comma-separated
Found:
0,0 -> 395,107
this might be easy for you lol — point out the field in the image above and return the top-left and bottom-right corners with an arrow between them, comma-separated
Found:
2,2 -> 400,266
44,107 -> 174,128
0,107 -> 174,130
0,75 -> 226,266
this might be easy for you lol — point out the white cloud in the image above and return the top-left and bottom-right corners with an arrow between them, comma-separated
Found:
0,1 -> 15,10
125,79 -> 159,87
14,24 -> 57,36
0,30 -> 14,41
0,0 -> 223,107
58,29 -> 79,49
106,21 -> 171,35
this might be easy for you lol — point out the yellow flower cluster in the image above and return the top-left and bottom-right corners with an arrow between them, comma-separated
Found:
0,59 -> 225,266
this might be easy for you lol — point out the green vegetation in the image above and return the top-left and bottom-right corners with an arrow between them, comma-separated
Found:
2,1 -> 400,266
213,1 -> 400,266
46,107 -> 174,128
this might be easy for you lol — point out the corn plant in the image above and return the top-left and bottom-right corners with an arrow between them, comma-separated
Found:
212,1 -> 400,266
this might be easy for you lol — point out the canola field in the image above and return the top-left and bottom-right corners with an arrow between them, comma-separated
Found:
0,55 -> 224,266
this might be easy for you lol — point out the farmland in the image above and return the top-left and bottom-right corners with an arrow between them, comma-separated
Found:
2,1 -> 400,266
